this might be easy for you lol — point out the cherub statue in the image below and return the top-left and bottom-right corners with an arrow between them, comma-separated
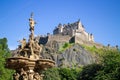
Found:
34,39 -> 42,52
28,72 -> 34,80
13,73 -> 20,80
22,72 -> 28,80
18,38 -> 26,50
33,73 -> 40,80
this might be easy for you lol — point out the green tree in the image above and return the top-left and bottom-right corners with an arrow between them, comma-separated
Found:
94,50 -> 120,80
78,49 -> 120,80
0,38 -> 13,80
78,64 -> 102,80
43,68 -> 61,80
43,68 -> 80,80
59,68 -> 79,80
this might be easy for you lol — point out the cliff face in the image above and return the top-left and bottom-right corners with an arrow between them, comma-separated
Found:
40,42 -> 96,68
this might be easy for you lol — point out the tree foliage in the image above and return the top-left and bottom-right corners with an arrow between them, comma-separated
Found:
43,68 -> 81,80
78,49 -> 120,80
94,50 -> 120,80
0,38 -> 13,80
59,68 -> 79,80
43,68 -> 60,80
78,64 -> 102,80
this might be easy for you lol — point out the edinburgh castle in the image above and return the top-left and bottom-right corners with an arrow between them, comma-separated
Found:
37,20 -> 103,48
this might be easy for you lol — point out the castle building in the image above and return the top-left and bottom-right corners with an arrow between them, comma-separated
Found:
53,20 -> 94,42
37,19 -> 104,48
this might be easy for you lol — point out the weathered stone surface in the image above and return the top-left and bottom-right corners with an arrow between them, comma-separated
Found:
41,42 -> 96,68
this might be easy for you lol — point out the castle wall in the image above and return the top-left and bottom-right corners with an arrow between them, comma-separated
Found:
75,32 -> 89,42
74,36 -> 84,44
47,35 -> 71,43
74,36 -> 103,48
39,36 -> 48,45
38,34 -> 102,49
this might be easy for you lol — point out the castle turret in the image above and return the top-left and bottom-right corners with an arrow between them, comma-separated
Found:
53,23 -> 63,35
88,33 -> 90,41
58,23 -> 63,33
90,33 -> 94,42
88,33 -> 94,42
77,20 -> 84,32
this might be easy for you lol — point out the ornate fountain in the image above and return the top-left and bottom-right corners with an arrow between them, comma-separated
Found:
5,13 -> 55,80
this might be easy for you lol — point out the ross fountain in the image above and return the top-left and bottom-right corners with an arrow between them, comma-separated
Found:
5,13 -> 55,80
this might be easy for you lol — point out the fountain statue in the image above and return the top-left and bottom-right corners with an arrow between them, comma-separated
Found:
5,13 -> 55,80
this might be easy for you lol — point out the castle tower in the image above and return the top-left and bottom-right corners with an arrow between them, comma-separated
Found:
88,33 -> 90,41
77,19 -> 84,32
53,23 -> 64,35
58,23 -> 63,33
90,33 -> 94,42
71,29 -> 75,36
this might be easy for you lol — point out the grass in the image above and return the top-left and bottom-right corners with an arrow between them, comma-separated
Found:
58,42 -> 74,53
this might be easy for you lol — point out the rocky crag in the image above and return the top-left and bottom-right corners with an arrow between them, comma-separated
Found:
40,42 -> 96,67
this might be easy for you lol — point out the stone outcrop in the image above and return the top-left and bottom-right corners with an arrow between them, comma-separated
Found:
40,42 -> 96,68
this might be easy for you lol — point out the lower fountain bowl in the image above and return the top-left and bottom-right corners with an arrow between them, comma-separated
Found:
36,59 -> 55,70
5,57 -> 29,70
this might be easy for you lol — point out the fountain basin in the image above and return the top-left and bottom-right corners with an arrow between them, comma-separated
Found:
5,57 -> 29,70
36,59 -> 55,70
5,57 -> 55,71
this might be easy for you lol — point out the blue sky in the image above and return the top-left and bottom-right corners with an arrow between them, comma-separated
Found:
0,0 -> 120,50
